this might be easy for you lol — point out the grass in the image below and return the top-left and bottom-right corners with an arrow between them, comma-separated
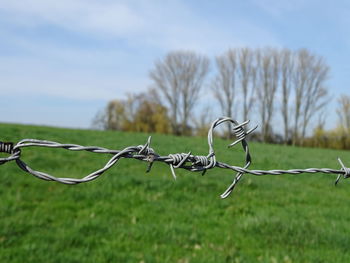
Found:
0,123 -> 350,263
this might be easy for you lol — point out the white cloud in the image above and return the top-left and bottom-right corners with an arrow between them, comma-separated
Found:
0,0 -> 144,36
0,0 -> 281,102
0,0 -> 280,52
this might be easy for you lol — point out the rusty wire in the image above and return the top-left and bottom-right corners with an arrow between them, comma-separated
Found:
0,117 -> 349,198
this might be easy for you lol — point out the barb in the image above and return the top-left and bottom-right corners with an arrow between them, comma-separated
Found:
0,117 -> 349,198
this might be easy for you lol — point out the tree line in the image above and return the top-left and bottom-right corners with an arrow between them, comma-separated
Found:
92,47 -> 350,149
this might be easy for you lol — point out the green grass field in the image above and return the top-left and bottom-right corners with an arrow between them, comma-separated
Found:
1,123 -> 350,263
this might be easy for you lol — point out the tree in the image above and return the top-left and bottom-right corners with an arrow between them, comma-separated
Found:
280,49 -> 293,144
256,48 -> 280,142
300,60 -> 329,142
211,49 -> 236,137
92,90 -> 171,133
133,97 -> 171,134
237,47 -> 256,121
337,94 -> 350,132
212,48 -> 257,137
292,50 -> 306,144
106,99 -> 126,130
149,51 -> 209,135
292,49 -> 329,145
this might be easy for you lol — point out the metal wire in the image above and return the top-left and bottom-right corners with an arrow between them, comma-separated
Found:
0,117 -> 349,198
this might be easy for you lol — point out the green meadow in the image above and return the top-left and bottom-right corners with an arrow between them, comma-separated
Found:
1,123 -> 350,263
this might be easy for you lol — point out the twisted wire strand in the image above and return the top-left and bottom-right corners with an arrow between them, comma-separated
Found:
0,117 -> 349,198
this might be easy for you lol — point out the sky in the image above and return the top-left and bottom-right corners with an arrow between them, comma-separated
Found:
0,0 -> 349,129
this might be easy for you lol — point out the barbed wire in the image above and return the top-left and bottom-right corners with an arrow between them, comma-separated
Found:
1,117 -> 349,198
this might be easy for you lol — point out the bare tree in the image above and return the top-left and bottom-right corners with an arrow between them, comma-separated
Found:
300,60 -> 329,141
337,95 -> 350,132
256,48 -> 280,142
280,49 -> 293,144
292,49 -> 329,145
211,50 -> 236,136
149,51 -> 209,135
237,47 -> 256,121
292,49 -> 308,145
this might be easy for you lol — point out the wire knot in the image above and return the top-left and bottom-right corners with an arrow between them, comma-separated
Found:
335,158 -> 350,185
193,155 -> 211,175
0,142 -> 21,165
168,152 -> 191,180
194,155 -> 209,167
137,136 -> 156,173
169,152 -> 191,168
137,136 -> 154,156
229,120 -> 258,147
0,142 -> 14,154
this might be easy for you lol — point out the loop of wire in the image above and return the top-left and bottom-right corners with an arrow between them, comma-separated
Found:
0,117 -> 349,198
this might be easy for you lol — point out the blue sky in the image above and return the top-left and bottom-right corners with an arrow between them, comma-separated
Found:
0,0 -> 349,129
